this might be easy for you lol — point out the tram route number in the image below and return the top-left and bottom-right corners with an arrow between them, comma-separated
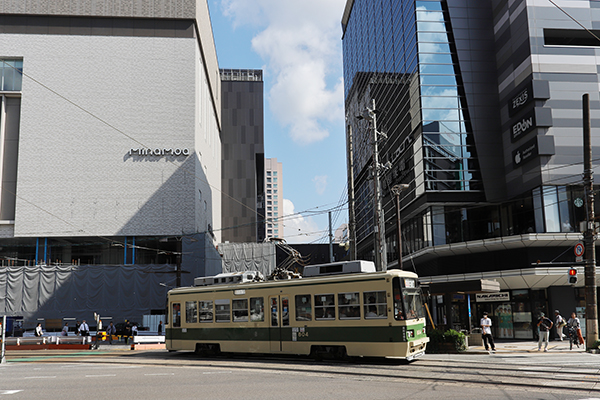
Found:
292,327 -> 309,341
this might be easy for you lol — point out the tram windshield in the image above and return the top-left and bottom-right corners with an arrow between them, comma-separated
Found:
393,277 -> 426,321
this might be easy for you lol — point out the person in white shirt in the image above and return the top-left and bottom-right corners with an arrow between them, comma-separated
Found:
554,310 -> 566,341
78,320 -> 89,336
34,323 -> 43,337
480,312 -> 496,353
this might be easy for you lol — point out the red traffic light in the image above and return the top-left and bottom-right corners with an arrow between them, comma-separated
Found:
569,268 -> 577,276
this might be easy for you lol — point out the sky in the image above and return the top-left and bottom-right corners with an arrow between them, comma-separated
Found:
208,0 -> 349,244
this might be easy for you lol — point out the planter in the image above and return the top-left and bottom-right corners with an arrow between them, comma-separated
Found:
468,334 -> 483,346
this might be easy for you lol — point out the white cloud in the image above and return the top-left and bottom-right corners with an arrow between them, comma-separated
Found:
282,198 -> 324,244
313,175 -> 327,195
219,0 -> 345,145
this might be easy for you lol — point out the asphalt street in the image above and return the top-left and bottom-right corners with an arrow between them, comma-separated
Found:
0,340 -> 598,399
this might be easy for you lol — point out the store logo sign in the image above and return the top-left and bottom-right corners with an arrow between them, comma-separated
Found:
511,108 -> 536,142
476,292 -> 510,302
508,81 -> 534,117
129,148 -> 190,157
512,137 -> 538,168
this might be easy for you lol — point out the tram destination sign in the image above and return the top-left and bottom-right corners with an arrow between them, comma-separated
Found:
476,292 -> 510,302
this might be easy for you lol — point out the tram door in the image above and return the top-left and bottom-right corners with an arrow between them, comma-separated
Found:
269,296 -> 289,352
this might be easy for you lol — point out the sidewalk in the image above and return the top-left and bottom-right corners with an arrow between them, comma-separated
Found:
465,339 -> 591,354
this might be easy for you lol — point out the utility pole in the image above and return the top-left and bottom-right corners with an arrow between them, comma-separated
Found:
328,211 -> 334,263
583,93 -> 598,349
357,99 -> 387,271
346,123 -> 357,260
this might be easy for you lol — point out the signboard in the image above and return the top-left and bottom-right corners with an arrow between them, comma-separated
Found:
476,292 -> 510,303
574,242 -> 585,257
512,137 -> 538,168
508,81 -> 534,117
510,108 -> 536,142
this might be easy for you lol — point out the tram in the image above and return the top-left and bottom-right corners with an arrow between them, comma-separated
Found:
166,261 -> 429,360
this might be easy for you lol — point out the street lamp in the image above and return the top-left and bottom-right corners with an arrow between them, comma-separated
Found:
391,184 -> 409,270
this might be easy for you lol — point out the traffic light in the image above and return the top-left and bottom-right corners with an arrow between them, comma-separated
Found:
568,268 -> 578,284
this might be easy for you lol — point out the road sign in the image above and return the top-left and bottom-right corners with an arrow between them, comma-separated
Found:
574,242 -> 585,257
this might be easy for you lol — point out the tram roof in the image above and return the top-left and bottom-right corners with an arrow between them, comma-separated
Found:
169,269 -> 419,296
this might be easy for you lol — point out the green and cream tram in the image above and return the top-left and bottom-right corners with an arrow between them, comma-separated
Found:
166,261 -> 429,360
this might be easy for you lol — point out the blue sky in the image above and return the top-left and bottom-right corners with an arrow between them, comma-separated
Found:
208,0 -> 349,244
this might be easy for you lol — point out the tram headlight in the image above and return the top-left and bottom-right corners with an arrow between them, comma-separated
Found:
406,330 -> 414,339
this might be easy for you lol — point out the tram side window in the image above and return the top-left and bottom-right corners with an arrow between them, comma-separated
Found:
314,294 -> 335,320
172,303 -> 181,328
215,299 -> 231,323
250,297 -> 264,321
232,299 -> 249,322
199,300 -> 213,323
338,292 -> 360,319
185,301 -> 198,323
295,294 -> 312,321
363,291 -> 387,319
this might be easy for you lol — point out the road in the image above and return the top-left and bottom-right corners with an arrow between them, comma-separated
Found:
1,349 -> 599,399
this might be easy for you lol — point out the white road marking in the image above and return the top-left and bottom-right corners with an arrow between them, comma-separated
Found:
202,371 -> 232,375
85,374 -> 116,378
22,376 -> 56,379
0,390 -> 23,395
144,373 -> 175,376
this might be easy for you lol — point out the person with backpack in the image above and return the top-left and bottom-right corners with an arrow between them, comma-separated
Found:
537,312 -> 553,351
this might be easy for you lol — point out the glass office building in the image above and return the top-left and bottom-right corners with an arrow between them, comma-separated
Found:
343,0 -> 600,338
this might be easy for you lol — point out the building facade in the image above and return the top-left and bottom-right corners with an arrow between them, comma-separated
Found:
220,69 -> 265,243
342,0 -> 600,339
265,158 -> 283,239
0,0 -> 223,327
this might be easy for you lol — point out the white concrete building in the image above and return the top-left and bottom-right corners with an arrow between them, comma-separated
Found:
0,0 -> 223,325
265,158 -> 283,239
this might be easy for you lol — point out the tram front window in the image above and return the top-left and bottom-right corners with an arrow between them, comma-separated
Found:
393,277 -> 426,321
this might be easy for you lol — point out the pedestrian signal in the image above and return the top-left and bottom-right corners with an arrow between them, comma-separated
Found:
568,268 -> 578,284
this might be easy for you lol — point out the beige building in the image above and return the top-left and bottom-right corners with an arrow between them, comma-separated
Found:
265,158 -> 283,239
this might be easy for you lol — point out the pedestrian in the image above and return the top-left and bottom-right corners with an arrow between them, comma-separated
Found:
158,320 -> 163,335
78,320 -> 90,337
122,320 -> 131,343
554,310 -> 566,341
537,312 -> 553,351
75,320 -> 81,335
131,323 -> 138,336
34,323 -> 43,337
480,312 -> 496,353
105,322 -> 116,345
61,322 -> 69,336
567,312 -> 585,346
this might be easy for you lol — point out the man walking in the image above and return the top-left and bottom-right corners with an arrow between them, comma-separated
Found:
554,310 -> 566,341
78,320 -> 90,344
537,312 -> 553,351
481,312 -> 496,353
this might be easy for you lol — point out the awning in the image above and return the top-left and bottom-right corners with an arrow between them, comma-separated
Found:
425,279 -> 500,295
419,266 -> 599,291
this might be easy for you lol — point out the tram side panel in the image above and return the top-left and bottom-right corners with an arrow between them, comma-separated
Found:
166,271 -> 428,359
